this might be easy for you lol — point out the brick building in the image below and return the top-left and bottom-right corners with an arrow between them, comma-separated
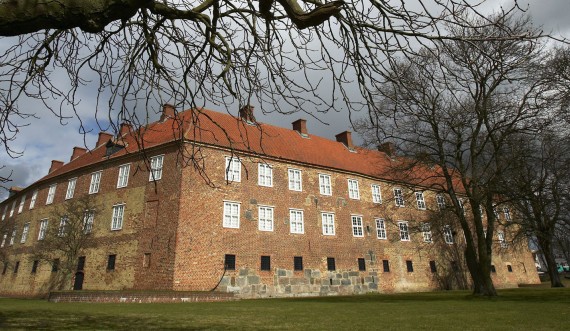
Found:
0,105 -> 540,298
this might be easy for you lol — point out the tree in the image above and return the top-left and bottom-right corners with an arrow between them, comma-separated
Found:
0,1 -> 557,174
500,131 -> 570,287
31,196 -> 100,291
356,14 -> 553,296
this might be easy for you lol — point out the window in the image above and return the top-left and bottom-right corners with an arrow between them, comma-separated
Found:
503,208 -> 511,221
348,179 -> 360,199
46,184 -> 57,205
143,253 -> 151,268
83,210 -> 95,234
394,188 -> 405,207
77,256 -> 86,271
458,199 -> 465,214
224,254 -> 236,270
327,257 -> 336,271
260,256 -> 271,271
1,234 -> 6,247
382,259 -> 390,272
375,218 -> 387,239
415,191 -> 426,210
493,206 -> 500,220
258,206 -> 274,232
436,194 -> 446,210
406,260 -> 414,272
9,200 -> 15,217
319,174 -> 332,196
497,231 -> 508,248
398,221 -> 410,241
507,264 -> 513,272
443,225 -> 454,244
111,204 -> 125,230
422,223 -> 432,243
58,217 -> 68,237
38,219 -> 48,240
107,254 -> 116,270
351,215 -> 364,237
1,205 -> 6,221
52,259 -> 59,272
322,212 -> 335,236
491,265 -> 496,273
358,258 -> 366,271
29,190 -> 38,209
289,209 -> 304,234
224,157 -> 241,182
117,164 -> 130,188
429,260 -> 437,273
89,171 -> 102,194
371,184 -> 382,204
288,169 -> 302,191
9,229 -> 16,245
65,178 -> 77,199
17,194 -> 26,213
258,163 -> 273,187
223,201 -> 240,229
20,223 -> 30,243
149,155 -> 164,181
14,261 -> 19,274
294,256 -> 303,271
31,260 -> 39,273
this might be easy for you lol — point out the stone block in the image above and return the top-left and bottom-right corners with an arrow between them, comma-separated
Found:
331,279 -> 341,286
278,277 -> 290,285
369,282 -> 378,290
341,279 -> 351,286
277,269 -> 287,277
290,278 -> 308,285
247,275 -> 260,285
349,271 -> 359,277
311,270 -> 321,278
239,269 -> 249,276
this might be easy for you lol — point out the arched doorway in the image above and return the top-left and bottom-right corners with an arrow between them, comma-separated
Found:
73,272 -> 84,290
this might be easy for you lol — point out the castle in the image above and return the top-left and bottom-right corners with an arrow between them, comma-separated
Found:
0,105 -> 540,298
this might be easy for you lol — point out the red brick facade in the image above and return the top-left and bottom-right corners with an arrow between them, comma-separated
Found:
0,107 -> 540,298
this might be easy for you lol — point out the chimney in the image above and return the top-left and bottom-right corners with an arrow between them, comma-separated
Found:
378,142 -> 396,156
119,122 -> 132,136
70,147 -> 87,161
96,132 -> 113,147
335,131 -> 354,149
292,119 -> 308,135
49,160 -> 64,174
239,105 -> 256,123
160,103 -> 176,122
8,186 -> 22,198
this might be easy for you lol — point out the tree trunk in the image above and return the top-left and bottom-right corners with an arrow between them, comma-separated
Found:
538,238 -> 565,287
464,244 -> 498,296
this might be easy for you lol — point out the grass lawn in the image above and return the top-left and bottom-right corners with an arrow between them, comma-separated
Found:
0,284 -> 568,330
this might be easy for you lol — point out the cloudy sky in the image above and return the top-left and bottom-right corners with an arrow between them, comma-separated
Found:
1,0 -> 569,200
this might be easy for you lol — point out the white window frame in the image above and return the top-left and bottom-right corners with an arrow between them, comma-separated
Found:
111,204 -> 125,230
415,191 -> 426,210
38,219 -> 48,240
223,201 -> 240,229
498,231 -> 508,248
89,171 -> 102,194
46,184 -> 57,205
322,212 -> 335,236
258,205 -> 274,232
348,179 -> 360,200
503,208 -> 511,222
422,223 -> 432,243
371,184 -> 382,204
9,200 -> 15,217
319,174 -> 332,196
436,194 -> 446,210
149,155 -> 164,181
1,205 -> 6,221
0,234 -> 6,247
443,225 -> 454,244
17,194 -> 26,214
224,156 -> 241,182
66,178 -> 77,200
351,215 -> 364,237
288,169 -> 302,191
375,218 -> 387,239
289,209 -> 304,234
29,190 -> 38,209
398,221 -> 410,241
20,223 -> 30,243
9,229 -> 16,245
257,163 -> 273,187
58,217 -> 68,237
83,210 -> 95,234
394,188 -> 405,207
458,199 -> 465,214
117,164 -> 130,188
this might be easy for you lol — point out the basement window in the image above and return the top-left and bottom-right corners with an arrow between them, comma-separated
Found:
224,254 -> 236,270
327,257 -> 336,271
294,256 -> 303,271
107,254 -> 116,271
260,256 -> 271,271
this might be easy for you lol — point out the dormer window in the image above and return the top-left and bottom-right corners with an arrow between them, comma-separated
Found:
105,139 -> 125,157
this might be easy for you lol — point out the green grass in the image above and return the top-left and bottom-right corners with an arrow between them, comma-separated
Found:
0,285 -> 569,330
